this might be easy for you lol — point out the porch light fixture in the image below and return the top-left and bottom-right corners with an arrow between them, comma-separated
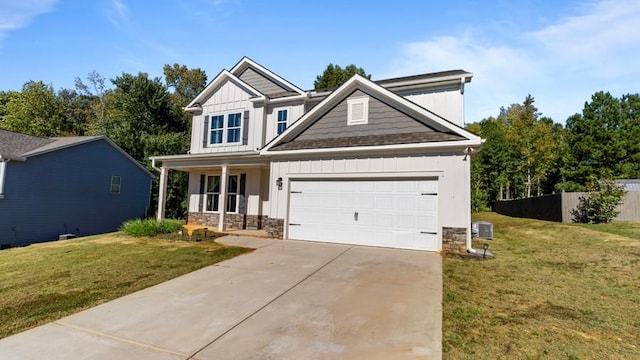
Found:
276,177 -> 283,190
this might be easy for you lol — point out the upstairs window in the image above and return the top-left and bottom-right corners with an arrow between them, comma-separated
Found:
227,113 -> 242,143
277,109 -> 288,134
110,176 -> 121,194
347,97 -> 369,125
210,115 -> 224,144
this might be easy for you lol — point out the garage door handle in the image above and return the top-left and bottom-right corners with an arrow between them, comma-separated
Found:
421,193 -> 438,195
421,231 -> 437,235
354,212 -> 358,221
289,223 -> 301,226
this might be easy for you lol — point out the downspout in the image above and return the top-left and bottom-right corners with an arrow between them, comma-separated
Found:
0,159 -> 7,198
463,147 -> 477,254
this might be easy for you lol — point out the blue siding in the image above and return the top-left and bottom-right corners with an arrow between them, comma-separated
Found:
0,139 -> 152,246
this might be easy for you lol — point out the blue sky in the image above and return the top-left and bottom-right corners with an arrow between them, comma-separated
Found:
1,0 -> 639,124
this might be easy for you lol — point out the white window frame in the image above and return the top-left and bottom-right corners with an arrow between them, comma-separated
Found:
0,160 -> 6,199
276,108 -> 288,135
110,176 -> 121,194
226,174 -> 240,213
226,112 -> 242,143
204,174 -> 240,213
209,115 -> 225,145
347,97 -> 369,126
207,111 -> 243,146
205,175 -> 221,212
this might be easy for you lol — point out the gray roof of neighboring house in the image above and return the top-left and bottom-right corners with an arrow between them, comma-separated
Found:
0,129 -> 153,177
0,129 -> 105,160
615,179 -> 640,192
0,129 -> 54,160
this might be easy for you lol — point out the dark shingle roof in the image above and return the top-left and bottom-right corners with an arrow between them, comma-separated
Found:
270,131 -> 465,151
0,129 -> 54,159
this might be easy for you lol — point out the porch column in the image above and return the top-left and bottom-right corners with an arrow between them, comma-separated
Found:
218,164 -> 228,231
157,166 -> 168,220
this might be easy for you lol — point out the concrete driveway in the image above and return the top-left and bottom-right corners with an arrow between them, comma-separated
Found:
0,237 -> 442,359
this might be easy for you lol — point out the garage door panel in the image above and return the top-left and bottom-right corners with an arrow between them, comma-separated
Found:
288,179 -> 439,251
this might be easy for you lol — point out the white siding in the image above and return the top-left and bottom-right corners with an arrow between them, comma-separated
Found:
268,153 -> 471,247
264,103 -> 305,144
398,85 -> 464,127
187,168 -> 264,216
190,81 -> 265,154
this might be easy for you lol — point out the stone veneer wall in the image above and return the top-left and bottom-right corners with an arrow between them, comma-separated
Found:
264,218 -> 284,239
187,212 -> 279,238
442,227 -> 467,254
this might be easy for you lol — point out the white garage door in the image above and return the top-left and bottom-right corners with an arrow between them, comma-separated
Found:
288,179 -> 438,251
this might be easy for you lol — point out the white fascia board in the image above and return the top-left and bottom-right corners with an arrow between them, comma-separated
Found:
380,73 -> 473,90
261,139 -> 483,157
262,74 -> 482,152
357,77 -> 482,141
231,57 -> 305,95
185,71 -> 265,111
261,75 -> 366,152
251,94 -> 308,104
150,151 -> 261,162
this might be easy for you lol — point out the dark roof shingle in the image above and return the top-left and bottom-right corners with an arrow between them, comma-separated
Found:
270,131 -> 465,151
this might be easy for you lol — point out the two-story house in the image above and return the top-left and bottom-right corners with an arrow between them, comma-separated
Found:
151,57 -> 482,252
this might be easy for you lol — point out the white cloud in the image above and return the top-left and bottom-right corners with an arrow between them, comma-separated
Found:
107,0 -> 130,29
0,0 -> 57,44
387,0 -> 640,124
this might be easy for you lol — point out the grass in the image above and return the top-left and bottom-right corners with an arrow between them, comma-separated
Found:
119,218 -> 184,237
0,232 -> 250,339
443,212 -> 640,359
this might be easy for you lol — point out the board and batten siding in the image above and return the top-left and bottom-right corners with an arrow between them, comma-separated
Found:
268,152 -> 471,241
190,81 -> 265,154
397,85 -> 463,127
264,103 -> 305,144
0,140 -> 151,246
296,90 -> 432,141
187,168 -> 266,216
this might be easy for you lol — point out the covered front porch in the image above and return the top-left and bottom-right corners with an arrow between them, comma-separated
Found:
151,151 -> 274,234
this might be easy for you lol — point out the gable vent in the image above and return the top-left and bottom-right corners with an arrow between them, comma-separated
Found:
347,97 -> 369,125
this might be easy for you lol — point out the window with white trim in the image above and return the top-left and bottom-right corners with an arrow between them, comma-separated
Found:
205,175 -> 220,211
277,109 -> 288,134
226,175 -> 239,212
210,115 -> 224,144
227,113 -> 242,143
347,97 -> 369,125
110,176 -> 121,194
0,160 -> 6,198
205,175 -> 239,213
208,112 -> 242,146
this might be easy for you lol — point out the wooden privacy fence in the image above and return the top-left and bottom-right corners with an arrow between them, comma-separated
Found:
494,192 -> 640,222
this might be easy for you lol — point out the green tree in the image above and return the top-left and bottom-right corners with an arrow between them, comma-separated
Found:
74,71 -> 111,135
1,81 -> 65,136
104,72 -> 189,218
560,92 -> 629,191
571,180 -> 627,223
314,64 -> 371,90
163,63 -> 207,107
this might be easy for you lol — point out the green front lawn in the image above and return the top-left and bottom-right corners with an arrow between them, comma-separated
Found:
444,213 -> 640,359
0,234 -> 249,339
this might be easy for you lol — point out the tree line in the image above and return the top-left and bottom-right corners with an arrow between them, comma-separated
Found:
0,62 -> 369,219
468,92 -> 640,211
0,64 -> 208,218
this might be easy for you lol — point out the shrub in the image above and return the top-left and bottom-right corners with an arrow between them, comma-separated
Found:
120,219 -> 184,237
572,180 -> 627,224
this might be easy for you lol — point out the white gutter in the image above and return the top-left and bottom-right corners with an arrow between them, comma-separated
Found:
262,139 -> 482,157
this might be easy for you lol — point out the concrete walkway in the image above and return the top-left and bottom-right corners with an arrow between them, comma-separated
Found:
0,236 -> 442,359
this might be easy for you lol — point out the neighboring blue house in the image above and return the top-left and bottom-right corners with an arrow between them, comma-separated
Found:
0,129 -> 153,247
